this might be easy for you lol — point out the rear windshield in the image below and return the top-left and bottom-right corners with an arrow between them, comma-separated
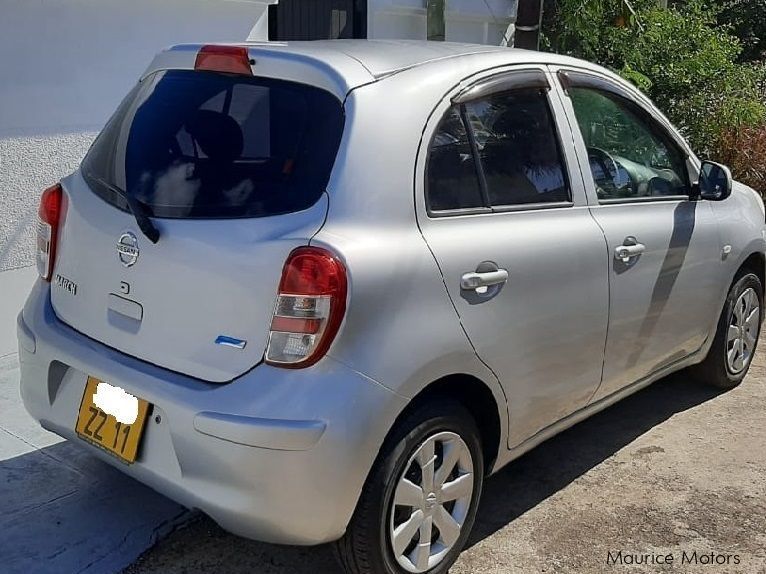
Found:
82,70 -> 345,218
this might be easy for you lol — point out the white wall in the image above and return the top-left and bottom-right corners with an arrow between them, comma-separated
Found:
0,0 -> 270,274
0,0 -> 269,355
368,0 -> 516,45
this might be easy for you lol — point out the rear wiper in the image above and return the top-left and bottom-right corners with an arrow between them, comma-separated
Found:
89,174 -> 161,244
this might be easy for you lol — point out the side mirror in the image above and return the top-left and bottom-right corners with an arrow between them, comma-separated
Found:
694,161 -> 733,201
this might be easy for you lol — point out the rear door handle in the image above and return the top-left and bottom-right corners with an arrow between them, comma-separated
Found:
614,241 -> 646,263
460,269 -> 509,290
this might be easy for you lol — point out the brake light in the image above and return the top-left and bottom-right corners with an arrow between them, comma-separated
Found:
36,184 -> 63,281
265,247 -> 347,368
194,45 -> 253,76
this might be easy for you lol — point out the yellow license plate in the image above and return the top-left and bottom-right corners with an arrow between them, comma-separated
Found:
75,376 -> 150,463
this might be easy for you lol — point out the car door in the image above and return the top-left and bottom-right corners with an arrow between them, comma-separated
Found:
552,68 -> 723,402
416,68 -> 609,447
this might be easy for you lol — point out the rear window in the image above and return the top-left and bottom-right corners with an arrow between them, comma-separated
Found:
83,70 -> 345,218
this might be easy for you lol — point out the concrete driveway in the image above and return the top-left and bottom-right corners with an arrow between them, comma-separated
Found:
124,352 -> 766,574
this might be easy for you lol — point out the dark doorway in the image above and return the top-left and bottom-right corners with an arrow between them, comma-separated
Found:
268,0 -> 368,41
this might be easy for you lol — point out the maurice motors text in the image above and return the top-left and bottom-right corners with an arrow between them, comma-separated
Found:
607,550 -> 741,566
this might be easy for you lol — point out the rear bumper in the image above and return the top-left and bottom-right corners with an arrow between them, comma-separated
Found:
17,280 -> 407,545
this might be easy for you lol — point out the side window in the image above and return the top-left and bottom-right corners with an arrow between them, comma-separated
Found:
427,107 -> 484,211
426,86 -> 570,212
568,87 -> 690,201
464,89 -> 570,207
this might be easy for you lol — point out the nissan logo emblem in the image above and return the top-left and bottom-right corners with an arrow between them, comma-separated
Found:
117,232 -> 139,267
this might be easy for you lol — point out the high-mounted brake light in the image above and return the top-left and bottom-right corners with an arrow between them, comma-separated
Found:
36,184 -> 63,281
194,45 -> 253,76
265,247 -> 347,368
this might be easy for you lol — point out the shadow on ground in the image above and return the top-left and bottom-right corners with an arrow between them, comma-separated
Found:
125,371 -> 722,574
466,372 -> 719,547
0,439 -> 188,574
0,352 -> 190,574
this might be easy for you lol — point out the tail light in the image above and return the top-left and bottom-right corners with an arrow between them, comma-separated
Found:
265,247 -> 347,368
36,184 -> 63,281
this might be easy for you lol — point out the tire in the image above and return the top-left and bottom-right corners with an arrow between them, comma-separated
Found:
690,271 -> 763,389
334,400 -> 484,574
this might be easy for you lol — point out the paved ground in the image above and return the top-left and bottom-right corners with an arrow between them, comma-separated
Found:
0,353 -> 190,574
125,352 -> 766,574
0,266 -> 36,356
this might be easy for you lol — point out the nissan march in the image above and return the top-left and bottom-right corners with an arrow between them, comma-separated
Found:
17,40 -> 765,574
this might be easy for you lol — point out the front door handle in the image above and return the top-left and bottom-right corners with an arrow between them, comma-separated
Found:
460,269 -> 509,290
614,239 -> 646,263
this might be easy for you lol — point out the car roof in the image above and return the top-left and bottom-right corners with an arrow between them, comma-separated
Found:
241,39 -> 591,79
246,39 -> 506,78
146,40 -> 603,99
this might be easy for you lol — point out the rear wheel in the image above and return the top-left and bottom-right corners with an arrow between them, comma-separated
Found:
690,271 -> 762,389
335,401 -> 484,574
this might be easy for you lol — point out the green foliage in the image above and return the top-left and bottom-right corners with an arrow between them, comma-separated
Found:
545,0 -> 657,62
543,0 -> 766,183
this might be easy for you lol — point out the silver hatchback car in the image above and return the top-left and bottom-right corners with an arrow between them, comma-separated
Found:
18,40 -> 765,574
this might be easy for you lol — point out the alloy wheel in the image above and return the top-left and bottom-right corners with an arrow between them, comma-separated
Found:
388,431 -> 474,573
727,287 -> 760,374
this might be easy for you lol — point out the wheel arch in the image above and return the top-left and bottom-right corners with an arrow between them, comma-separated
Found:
388,373 -> 504,475
738,251 -> 765,295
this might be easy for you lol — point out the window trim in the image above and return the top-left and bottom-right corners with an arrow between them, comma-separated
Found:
598,195 -> 690,205
559,70 -> 694,206
491,200 -> 574,213
426,72 -> 574,218
452,69 -> 550,104
428,205 -> 494,218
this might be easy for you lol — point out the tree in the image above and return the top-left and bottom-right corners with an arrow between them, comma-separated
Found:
718,0 -> 766,62
542,0 -> 766,158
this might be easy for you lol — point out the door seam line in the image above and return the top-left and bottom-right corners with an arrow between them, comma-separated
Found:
585,204 -> 612,405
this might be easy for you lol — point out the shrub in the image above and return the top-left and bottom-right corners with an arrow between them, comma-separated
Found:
543,0 -> 766,192
714,124 -> 766,194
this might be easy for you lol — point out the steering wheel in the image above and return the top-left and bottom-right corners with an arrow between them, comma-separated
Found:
587,147 -> 620,184
588,147 -> 637,198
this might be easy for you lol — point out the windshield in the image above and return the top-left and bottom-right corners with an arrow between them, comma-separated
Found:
82,70 -> 345,218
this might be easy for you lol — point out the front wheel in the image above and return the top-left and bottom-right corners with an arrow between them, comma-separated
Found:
690,271 -> 762,389
335,401 -> 484,574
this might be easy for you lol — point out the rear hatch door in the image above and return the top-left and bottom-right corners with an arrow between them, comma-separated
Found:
51,68 -> 345,382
